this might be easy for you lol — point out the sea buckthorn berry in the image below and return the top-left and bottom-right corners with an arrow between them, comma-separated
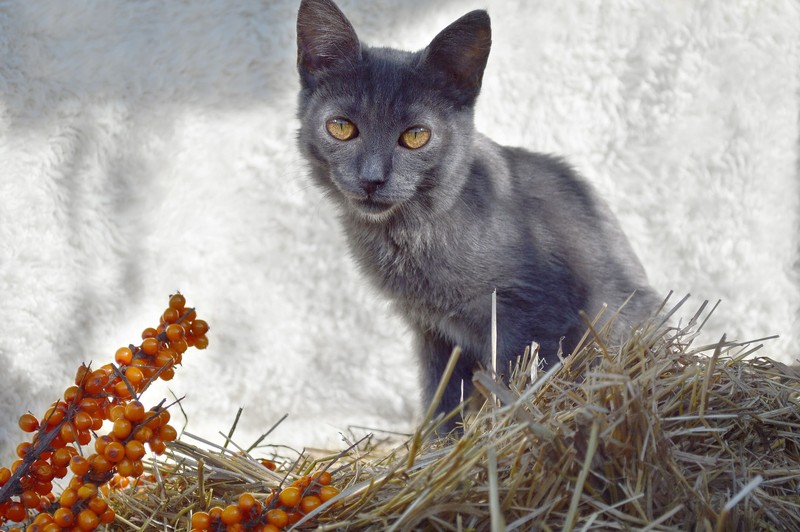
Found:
34,479 -> 53,496
133,425 -> 153,443
260,459 -> 277,471
6,501 -> 26,522
169,293 -> 186,310
104,441 -> 126,463
154,350 -> 176,368
319,485 -> 340,502
73,410 -> 93,431
114,379 -> 133,399
162,307 -> 180,324
76,429 -> 92,445
313,470 -> 332,486
148,436 -> 166,455
141,337 -> 159,356
109,404 -> 126,421
125,440 -> 146,461
16,441 -> 32,458
77,483 -> 98,500
237,492 -> 257,513
194,336 -> 209,350
100,508 -> 116,524
87,496 -> 107,515
141,327 -> 158,339
69,456 -> 90,477
227,524 -> 246,532
20,489 -> 40,508
116,458 -> 136,477
94,435 -> 112,455
77,508 -> 99,531
0,466 -> 12,485
208,506 -> 223,521
170,338 -> 188,354
32,460 -> 54,481
51,447 -> 73,467
59,422 -> 77,443
266,508 -> 289,528
75,365 -> 90,385
159,366 -> 175,380
278,486 -> 301,508
52,507 -> 75,527
190,319 -> 209,336
165,323 -> 185,342
191,511 -> 211,530
220,504 -> 242,525
159,424 -> 178,442
43,406 -> 65,427
112,418 -> 133,439
59,488 -> 79,508
300,495 -> 322,513
286,511 -> 303,525
18,413 -> 39,432
124,366 -> 145,387
115,347 -> 133,365
64,385 -> 83,404
261,525 -> 281,532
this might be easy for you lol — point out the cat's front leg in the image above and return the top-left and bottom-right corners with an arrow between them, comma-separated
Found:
414,329 -> 477,434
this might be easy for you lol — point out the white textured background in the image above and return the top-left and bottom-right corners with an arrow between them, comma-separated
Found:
1,0 -> 798,462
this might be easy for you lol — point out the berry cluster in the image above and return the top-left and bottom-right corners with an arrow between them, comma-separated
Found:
0,294 -> 209,531
190,471 -> 340,531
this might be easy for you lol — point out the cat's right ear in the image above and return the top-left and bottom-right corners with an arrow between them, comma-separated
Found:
297,0 -> 361,88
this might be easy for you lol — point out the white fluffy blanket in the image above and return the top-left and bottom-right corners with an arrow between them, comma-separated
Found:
1,0 -> 798,460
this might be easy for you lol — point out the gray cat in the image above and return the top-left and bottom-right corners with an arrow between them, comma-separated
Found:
296,0 -> 659,429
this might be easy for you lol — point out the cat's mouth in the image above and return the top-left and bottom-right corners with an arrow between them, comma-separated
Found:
350,197 -> 398,219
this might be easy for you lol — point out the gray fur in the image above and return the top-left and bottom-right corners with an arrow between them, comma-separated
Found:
296,0 -> 659,427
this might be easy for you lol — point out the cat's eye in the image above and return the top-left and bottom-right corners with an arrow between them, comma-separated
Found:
326,118 -> 358,141
399,127 -> 431,149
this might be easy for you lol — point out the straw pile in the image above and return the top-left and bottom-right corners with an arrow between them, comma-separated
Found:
107,301 -> 800,530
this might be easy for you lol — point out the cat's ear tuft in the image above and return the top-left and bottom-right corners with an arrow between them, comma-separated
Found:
421,10 -> 491,107
297,0 -> 361,87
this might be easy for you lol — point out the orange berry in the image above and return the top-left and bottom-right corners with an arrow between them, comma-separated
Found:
159,424 -> 178,442
165,323 -> 185,342
104,441 -> 126,463
77,508 -> 99,531
227,524 -> 246,532
112,418 -> 133,439
51,447 -> 73,467
77,483 -> 98,500
116,457 -> 136,477
18,413 -> 39,432
43,406 -> 65,427
266,508 -> 289,528
0,466 -> 11,485
59,422 -> 77,443
52,507 -> 75,527
100,508 -> 116,524
286,511 -> 303,525
63,385 -> 83,404
190,511 -> 211,530
20,489 -> 41,508
115,346 -> 133,365
141,327 -> 158,339
319,485 -> 340,502
141,337 -> 159,356
208,506 -> 223,521
124,366 -> 145,387
260,525 -> 281,532
109,404 -> 126,421
154,349 -> 176,368
148,436 -> 167,455
162,307 -> 180,324
169,293 -> 186,311
220,505 -> 242,525
237,492 -> 257,513
69,456 -> 90,477
32,460 -> 54,482
300,495 -> 322,513
59,487 -> 79,508
260,459 -> 277,471
170,338 -> 188,354
73,410 -> 93,431
114,379 -> 133,399
87,496 -> 107,516
159,366 -> 175,380
16,441 -> 32,458
278,486 -> 301,508
125,440 -> 146,461
190,319 -> 209,336
133,425 -> 154,443
75,364 -> 91,385
194,336 -> 209,350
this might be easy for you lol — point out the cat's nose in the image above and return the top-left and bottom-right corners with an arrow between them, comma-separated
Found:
358,157 -> 388,195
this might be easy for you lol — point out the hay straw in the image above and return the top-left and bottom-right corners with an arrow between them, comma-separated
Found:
107,302 -> 800,531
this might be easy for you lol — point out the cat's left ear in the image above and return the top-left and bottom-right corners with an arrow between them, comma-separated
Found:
421,10 -> 491,107
297,0 -> 361,87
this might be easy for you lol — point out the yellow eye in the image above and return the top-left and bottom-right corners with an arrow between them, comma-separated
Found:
400,127 -> 431,149
326,118 -> 358,141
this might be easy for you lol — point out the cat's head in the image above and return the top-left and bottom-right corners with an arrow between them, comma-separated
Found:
296,0 -> 491,222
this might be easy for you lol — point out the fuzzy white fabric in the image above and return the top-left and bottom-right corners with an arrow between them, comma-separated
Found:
1,0 -> 798,462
